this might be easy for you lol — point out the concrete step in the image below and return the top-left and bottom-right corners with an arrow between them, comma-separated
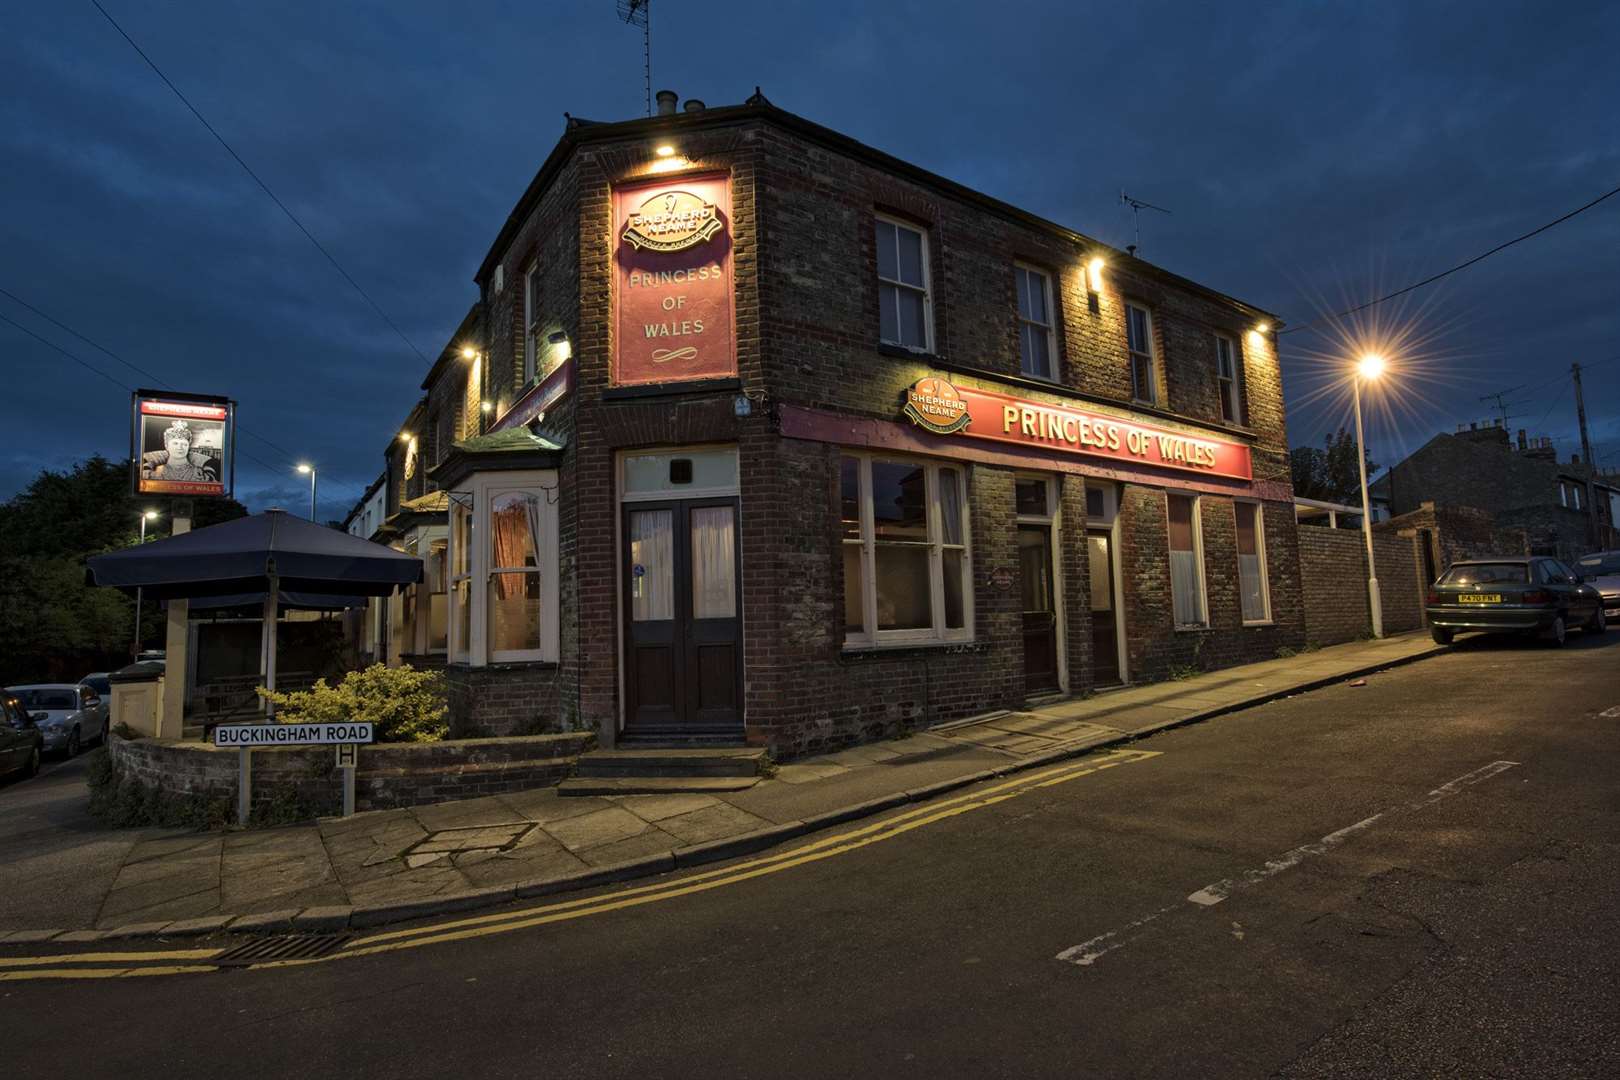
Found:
573,747 -> 767,779
557,775 -> 762,797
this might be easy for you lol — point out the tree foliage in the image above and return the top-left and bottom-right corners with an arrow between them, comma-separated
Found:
1290,428 -> 1377,504
0,455 -> 247,684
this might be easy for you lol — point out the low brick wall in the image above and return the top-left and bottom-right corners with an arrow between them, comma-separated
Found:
1297,526 -> 1424,647
107,730 -> 594,819
443,661 -> 568,738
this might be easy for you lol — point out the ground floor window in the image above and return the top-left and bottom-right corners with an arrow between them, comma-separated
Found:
841,452 -> 972,646
1167,493 -> 1207,627
447,470 -> 559,665
1234,501 -> 1270,623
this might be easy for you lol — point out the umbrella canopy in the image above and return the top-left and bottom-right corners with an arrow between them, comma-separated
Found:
180,590 -> 371,614
88,509 -> 421,600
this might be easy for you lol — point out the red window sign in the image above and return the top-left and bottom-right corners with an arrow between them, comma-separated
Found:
612,174 -> 736,386
901,378 -> 1252,481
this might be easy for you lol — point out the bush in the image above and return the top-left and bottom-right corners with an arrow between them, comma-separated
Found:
256,663 -> 448,743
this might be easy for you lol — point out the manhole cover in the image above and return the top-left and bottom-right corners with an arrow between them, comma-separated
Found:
213,933 -> 354,967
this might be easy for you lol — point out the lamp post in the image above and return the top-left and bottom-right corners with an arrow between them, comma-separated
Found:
1353,353 -> 1385,638
132,510 -> 158,658
296,463 -> 317,522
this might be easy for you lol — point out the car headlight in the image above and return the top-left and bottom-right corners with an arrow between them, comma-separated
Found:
46,721 -> 67,734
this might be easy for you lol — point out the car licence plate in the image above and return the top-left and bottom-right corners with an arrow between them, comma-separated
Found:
1457,593 -> 1502,604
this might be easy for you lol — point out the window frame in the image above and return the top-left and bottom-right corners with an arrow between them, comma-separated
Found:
841,452 -> 973,648
523,260 -> 541,387
1233,499 -> 1272,625
1126,302 -> 1158,405
1014,262 -> 1058,381
1166,491 -> 1209,629
446,469 -> 560,667
874,213 -> 934,354
1214,333 -> 1241,424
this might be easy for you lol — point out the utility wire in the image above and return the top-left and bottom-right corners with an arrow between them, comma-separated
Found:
1281,180 -> 1620,336
89,0 -> 430,367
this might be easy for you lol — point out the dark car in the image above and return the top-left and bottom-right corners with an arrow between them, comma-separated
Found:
1,693 -> 44,780
1426,556 -> 1607,646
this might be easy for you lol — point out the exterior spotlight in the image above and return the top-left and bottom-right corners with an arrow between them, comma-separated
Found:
548,330 -> 572,362
1087,257 -> 1105,293
655,144 -> 676,158
1254,322 -> 1270,335
460,345 -> 478,360
399,432 -> 411,443
1358,353 -> 1386,380
480,400 -> 493,413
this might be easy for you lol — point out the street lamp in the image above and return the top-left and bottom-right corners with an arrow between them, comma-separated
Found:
296,463 -> 317,522
133,510 -> 158,658
1353,354 -> 1385,638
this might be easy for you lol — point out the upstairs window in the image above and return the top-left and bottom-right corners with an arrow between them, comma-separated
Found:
1215,334 -> 1240,423
1127,303 -> 1157,404
523,261 -> 542,386
876,216 -> 932,352
1016,264 -> 1056,380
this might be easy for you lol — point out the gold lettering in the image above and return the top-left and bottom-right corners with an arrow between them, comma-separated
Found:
1021,408 -> 1036,436
1108,425 -> 1122,451
1003,406 -> 1019,432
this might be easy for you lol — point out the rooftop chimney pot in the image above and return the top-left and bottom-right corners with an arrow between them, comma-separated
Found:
682,98 -> 705,114
655,89 -> 678,116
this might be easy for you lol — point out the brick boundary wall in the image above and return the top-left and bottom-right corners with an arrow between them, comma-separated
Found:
1297,526 -> 1424,647
107,731 -> 594,818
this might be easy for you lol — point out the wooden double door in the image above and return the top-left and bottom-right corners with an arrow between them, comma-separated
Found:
623,497 -> 743,737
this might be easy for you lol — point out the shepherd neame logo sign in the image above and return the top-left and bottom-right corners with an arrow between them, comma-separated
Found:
900,377 -> 1253,481
621,190 -> 723,252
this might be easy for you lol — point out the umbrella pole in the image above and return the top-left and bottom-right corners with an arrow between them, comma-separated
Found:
261,576 -> 280,717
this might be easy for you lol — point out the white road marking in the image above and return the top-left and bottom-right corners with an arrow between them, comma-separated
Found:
1600,705 -> 1620,719
1056,760 -> 1521,967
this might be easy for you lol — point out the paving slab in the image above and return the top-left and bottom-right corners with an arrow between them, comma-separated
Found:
497,789 -> 614,825
655,803 -> 773,847
773,763 -> 851,785
608,793 -> 723,821
576,827 -> 683,868
543,806 -> 657,853
412,795 -> 531,833
345,866 -> 468,907
456,845 -> 591,889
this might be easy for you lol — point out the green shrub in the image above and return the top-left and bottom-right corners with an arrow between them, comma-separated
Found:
256,663 -> 448,743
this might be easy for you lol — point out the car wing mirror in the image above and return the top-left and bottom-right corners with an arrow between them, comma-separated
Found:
30,711 -> 47,725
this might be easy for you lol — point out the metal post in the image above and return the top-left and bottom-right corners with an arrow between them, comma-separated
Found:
309,467 -> 318,523
1353,377 -> 1384,638
237,746 -> 251,826
261,574 -> 280,717
1572,362 -> 1598,548
161,505 -> 191,738
343,750 -> 356,817
133,513 -> 147,658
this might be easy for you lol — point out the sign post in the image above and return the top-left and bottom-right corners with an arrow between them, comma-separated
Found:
215,723 -> 374,825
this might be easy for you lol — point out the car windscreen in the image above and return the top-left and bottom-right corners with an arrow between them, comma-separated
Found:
12,689 -> 78,711
82,677 -> 111,696
1439,563 -> 1527,586
1575,553 -> 1620,575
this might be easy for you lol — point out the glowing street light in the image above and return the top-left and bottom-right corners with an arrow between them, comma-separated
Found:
296,463 -> 317,522
1352,354 -> 1386,638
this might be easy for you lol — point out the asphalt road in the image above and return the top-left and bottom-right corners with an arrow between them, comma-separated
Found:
6,630 -> 1618,1079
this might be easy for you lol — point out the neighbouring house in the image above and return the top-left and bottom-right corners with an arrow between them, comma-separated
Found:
346,88 -> 1329,757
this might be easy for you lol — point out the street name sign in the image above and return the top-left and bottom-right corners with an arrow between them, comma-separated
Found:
214,723 -> 374,748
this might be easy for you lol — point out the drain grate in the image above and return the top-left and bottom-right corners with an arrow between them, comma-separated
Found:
212,933 -> 354,967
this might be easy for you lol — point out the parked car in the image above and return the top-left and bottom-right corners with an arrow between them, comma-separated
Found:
79,672 -> 112,699
1573,550 -> 1620,620
3,683 -> 109,757
1426,556 -> 1606,646
1,693 -> 44,779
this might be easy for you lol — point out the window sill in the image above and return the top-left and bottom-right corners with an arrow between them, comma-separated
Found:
1241,619 -> 1275,628
1173,623 -> 1213,633
877,343 -> 939,361
446,659 -> 560,673
841,638 -> 982,660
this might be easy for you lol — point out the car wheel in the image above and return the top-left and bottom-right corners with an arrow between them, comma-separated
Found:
1430,626 -> 1454,645
1544,615 -> 1566,647
1586,607 -> 1607,634
23,746 -> 40,778
66,729 -> 81,757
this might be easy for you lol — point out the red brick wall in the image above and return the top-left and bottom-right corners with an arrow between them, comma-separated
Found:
1298,526 -> 1423,647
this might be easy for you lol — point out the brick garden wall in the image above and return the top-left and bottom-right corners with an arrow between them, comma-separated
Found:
442,662 -> 565,738
1298,526 -> 1423,647
107,730 -> 593,819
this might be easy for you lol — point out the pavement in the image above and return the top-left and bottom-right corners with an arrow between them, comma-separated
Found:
4,624 -> 1616,1078
0,631 -> 1441,938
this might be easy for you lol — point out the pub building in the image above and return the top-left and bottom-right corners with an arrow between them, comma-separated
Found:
359,88 -> 1305,759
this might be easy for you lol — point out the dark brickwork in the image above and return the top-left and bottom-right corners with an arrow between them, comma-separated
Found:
443,662 -> 566,738
1298,527 -> 1423,647
108,731 -> 592,817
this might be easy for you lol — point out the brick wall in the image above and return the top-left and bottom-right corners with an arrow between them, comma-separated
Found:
108,730 -> 593,817
442,662 -> 565,738
1298,526 -> 1423,647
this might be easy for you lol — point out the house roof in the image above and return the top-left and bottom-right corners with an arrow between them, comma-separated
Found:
429,426 -> 566,490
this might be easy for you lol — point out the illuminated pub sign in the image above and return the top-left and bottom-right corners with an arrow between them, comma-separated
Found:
904,377 -> 1252,481
612,173 -> 736,386
130,389 -> 235,497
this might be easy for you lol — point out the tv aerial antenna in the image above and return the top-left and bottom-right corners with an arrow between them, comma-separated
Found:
1119,190 -> 1171,256
1479,384 -> 1527,427
617,0 -> 652,117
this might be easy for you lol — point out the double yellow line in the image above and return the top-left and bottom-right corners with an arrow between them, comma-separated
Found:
2,748 -> 1159,981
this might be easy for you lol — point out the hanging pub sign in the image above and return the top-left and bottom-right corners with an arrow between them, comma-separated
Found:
902,377 -> 1252,481
130,389 -> 235,498
612,173 -> 736,386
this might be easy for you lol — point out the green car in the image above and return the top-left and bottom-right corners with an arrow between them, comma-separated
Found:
1426,556 -> 1607,646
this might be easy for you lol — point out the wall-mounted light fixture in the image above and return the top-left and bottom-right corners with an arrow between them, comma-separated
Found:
547,330 -> 572,363
1248,322 -> 1271,347
460,345 -> 480,361
654,143 -> 676,158
480,400 -> 493,413
1086,257 -> 1106,294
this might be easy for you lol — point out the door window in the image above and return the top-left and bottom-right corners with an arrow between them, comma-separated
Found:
691,506 -> 737,619
629,509 -> 675,622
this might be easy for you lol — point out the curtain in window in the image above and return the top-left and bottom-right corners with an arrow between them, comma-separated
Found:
629,509 -> 673,622
1235,503 -> 1266,621
691,506 -> 736,619
491,493 -> 539,599
1168,495 -> 1204,625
